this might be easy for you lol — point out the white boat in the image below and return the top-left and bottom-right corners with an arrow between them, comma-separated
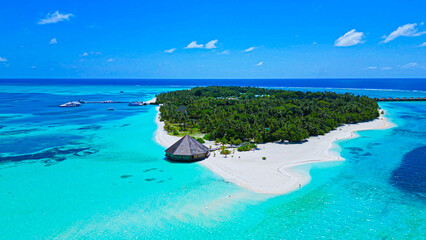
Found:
128,101 -> 145,106
59,101 -> 81,107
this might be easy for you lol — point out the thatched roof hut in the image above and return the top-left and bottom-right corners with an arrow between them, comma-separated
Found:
165,135 -> 210,161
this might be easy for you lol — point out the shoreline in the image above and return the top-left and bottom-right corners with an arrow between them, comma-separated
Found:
152,100 -> 395,195
145,97 -> 157,104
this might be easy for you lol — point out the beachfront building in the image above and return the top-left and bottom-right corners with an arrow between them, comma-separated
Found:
165,135 -> 210,161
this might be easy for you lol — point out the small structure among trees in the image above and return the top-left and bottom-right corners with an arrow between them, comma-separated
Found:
165,135 -> 210,161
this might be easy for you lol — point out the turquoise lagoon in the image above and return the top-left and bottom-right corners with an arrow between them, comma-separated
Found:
0,83 -> 425,239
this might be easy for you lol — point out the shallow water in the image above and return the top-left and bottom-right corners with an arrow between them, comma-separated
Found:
0,83 -> 424,239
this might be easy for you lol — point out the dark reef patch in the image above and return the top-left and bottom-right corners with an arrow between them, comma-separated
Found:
145,178 -> 156,182
36,108 -> 92,116
399,115 -> 426,121
0,128 -> 38,136
78,125 -> 102,131
0,114 -> 24,121
143,168 -> 157,172
391,146 -> 426,198
120,175 -> 133,179
73,149 -> 98,156
346,147 -> 368,158
120,124 -> 130,127
0,147 -> 92,164
347,147 -> 363,152
0,134 -> 84,155
393,129 -> 426,137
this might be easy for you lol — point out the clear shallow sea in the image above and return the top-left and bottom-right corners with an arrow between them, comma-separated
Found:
0,79 -> 425,239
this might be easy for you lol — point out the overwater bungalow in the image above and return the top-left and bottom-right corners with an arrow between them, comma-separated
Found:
165,135 -> 210,161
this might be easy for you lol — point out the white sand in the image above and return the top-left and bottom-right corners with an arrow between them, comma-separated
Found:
145,97 -> 157,104
154,106 -> 395,195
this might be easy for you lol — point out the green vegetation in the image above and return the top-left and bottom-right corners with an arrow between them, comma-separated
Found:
157,86 -> 379,143
237,143 -> 257,152
221,149 -> 231,156
196,138 -> 205,144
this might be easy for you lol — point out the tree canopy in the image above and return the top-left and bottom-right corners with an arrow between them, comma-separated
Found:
157,86 -> 379,143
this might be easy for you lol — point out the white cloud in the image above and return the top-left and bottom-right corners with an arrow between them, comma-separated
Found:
38,11 -> 74,25
218,50 -> 230,55
205,39 -> 218,49
382,23 -> 426,43
81,51 -> 102,57
400,62 -> 424,69
334,29 -> 365,47
0,57 -> 7,62
184,39 -> 219,50
106,58 -> 114,62
418,42 -> 426,47
256,61 -> 263,66
244,46 -> 255,52
366,66 -> 377,70
49,38 -> 57,44
164,48 -> 176,53
185,41 -> 203,49
382,67 -> 392,70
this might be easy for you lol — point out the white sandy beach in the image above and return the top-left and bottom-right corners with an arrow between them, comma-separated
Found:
145,97 -> 157,104
153,101 -> 395,195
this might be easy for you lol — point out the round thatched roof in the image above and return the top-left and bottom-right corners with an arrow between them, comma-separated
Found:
165,135 -> 209,156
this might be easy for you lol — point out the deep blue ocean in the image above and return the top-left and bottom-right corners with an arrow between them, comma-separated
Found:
3,78 -> 426,91
0,79 -> 425,239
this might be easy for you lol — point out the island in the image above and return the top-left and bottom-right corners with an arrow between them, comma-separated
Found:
153,86 -> 394,195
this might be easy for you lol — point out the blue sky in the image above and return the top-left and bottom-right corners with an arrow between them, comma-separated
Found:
0,0 -> 425,79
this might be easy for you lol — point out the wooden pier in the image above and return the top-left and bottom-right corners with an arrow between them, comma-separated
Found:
375,97 -> 426,102
59,100 -> 158,107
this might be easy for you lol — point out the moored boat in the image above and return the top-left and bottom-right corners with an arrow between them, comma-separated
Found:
59,101 -> 81,107
128,101 -> 145,106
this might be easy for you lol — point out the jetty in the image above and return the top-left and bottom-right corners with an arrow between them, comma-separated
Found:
375,97 -> 426,102
59,100 -> 158,107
